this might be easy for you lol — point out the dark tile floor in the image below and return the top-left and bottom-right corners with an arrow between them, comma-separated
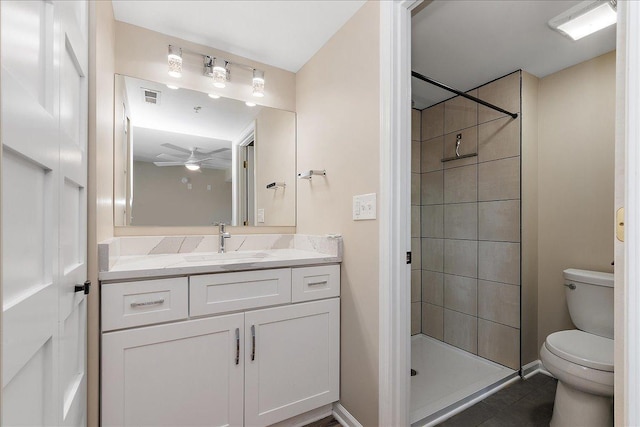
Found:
437,374 -> 557,427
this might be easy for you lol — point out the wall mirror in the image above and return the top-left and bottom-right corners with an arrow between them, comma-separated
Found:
113,74 -> 296,227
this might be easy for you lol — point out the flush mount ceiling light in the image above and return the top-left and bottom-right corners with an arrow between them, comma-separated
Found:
167,45 -> 182,78
252,69 -> 265,97
549,0 -> 617,41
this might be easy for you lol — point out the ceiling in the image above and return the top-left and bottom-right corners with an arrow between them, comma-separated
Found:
112,0 -> 367,72
412,1 -> 617,109
124,76 -> 261,167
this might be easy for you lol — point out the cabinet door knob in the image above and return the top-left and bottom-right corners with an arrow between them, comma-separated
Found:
251,325 -> 256,361
74,280 -> 91,295
235,328 -> 240,365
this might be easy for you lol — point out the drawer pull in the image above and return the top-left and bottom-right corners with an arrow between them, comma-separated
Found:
251,325 -> 256,361
308,280 -> 328,286
235,328 -> 240,365
130,299 -> 165,308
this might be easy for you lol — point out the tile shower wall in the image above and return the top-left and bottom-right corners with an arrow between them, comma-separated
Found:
417,71 -> 521,369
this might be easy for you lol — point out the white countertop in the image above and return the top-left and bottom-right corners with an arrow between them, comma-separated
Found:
99,248 -> 341,281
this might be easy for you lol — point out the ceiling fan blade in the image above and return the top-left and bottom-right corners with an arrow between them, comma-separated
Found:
199,147 -> 231,155
194,157 -> 216,163
157,153 -> 188,161
161,143 -> 192,154
153,161 -> 185,167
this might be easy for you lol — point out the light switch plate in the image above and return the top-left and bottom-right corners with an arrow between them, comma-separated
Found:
257,209 -> 265,223
353,193 -> 376,220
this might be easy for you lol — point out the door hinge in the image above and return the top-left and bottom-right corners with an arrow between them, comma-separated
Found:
406,252 -> 412,264
243,160 -> 248,169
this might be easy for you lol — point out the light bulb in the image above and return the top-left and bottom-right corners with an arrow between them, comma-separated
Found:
212,58 -> 227,88
168,45 -> 182,78
185,163 -> 200,171
252,69 -> 265,97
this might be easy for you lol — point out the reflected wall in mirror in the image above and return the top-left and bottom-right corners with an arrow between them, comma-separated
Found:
113,75 -> 296,227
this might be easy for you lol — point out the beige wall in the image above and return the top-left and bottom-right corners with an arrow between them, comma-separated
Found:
296,2 -> 378,425
88,1 -> 116,425
114,21 -> 295,112
521,71 -> 539,365
537,51 -> 616,347
255,108 -> 296,226
131,161 -> 232,226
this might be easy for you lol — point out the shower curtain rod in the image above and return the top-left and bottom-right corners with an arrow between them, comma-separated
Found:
411,71 -> 519,119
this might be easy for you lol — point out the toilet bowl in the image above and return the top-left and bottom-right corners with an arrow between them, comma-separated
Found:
540,269 -> 614,427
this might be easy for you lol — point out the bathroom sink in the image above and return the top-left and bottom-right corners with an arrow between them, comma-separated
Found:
183,252 -> 269,262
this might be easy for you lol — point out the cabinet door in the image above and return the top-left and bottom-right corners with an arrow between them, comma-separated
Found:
244,298 -> 340,426
102,314 -> 244,427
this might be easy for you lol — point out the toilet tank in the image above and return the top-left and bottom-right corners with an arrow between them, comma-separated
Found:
563,268 -> 614,339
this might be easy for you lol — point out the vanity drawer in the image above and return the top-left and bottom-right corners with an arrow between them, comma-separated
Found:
102,277 -> 188,331
292,264 -> 340,302
190,268 -> 292,317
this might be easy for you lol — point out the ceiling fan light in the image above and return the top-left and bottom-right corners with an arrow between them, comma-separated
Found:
185,163 -> 200,171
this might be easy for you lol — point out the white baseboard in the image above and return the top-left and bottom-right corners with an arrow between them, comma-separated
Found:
270,404 -> 333,427
332,403 -> 363,427
522,359 -> 554,379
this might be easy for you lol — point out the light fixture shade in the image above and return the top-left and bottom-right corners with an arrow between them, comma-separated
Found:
252,69 -> 265,97
212,58 -> 228,88
185,163 -> 200,171
168,45 -> 182,78
549,0 -> 616,41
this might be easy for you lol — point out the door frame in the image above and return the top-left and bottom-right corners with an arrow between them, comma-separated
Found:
379,1 -> 640,426
378,1 -> 420,426
616,2 -> 640,426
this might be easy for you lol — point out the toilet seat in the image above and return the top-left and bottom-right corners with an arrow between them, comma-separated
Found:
545,330 -> 613,372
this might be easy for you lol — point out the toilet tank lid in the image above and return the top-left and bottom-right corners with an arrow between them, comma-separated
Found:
563,268 -> 614,287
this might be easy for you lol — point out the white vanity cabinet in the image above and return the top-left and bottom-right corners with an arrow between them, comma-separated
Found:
101,265 -> 340,427
102,313 -> 245,427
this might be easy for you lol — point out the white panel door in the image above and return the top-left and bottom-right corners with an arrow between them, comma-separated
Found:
56,2 -> 88,425
101,314 -> 245,427
1,1 -> 88,425
244,298 -> 340,427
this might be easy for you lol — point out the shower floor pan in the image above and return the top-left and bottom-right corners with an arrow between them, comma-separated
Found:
410,334 -> 516,425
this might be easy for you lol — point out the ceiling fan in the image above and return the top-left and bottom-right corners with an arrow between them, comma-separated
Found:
153,143 -> 230,171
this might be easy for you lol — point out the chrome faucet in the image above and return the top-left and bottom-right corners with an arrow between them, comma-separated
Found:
217,223 -> 231,253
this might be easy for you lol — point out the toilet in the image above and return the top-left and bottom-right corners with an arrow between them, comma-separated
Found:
540,268 -> 614,427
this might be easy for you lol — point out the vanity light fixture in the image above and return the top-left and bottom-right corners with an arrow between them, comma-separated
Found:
167,45 -> 183,78
185,163 -> 200,171
252,69 -> 265,97
167,45 -> 265,96
212,57 -> 228,88
549,0 -> 617,41
245,101 -> 257,107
